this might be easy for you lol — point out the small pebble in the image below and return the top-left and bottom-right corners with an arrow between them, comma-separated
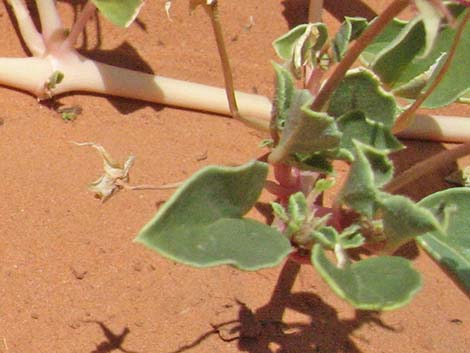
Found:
70,266 -> 88,280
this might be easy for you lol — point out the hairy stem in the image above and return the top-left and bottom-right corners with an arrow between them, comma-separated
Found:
311,0 -> 410,112
385,142 -> 470,193
393,9 -> 470,133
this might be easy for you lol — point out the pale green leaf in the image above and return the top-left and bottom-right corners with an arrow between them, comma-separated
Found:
312,227 -> 337,249
366,3 -> 469,107
135,161 -> 292,270
272,63 -> 295,130
417,188 -> 470,292
273,24 -> 311,60
328,69 -> 398,128
273,23 -> 328,58
414,0 -> 445,58
378,193 -> 442,254
269,89 -> 342,165
360,18 -> 407,64
337,111 -> 403,154
423,9 -> 470,107
312,245 -> 422,310
92,0 -> 144,27
312,226 -> 364,250
332,16 -> 368,62
370,19 -> 425,85
340,141 -> 393,217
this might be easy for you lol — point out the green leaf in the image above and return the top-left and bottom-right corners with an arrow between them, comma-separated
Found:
340,141 -> 393,217
92,0 -> 144,27
417,188 -> 470,292
360,18 -> 407,64
337,111 -> 403,154
135,161 -> 292,270
370,19 -> 425,85
423,9 -> 470,108
378,193 -> 442,254
272,63 -> 295,130
273,23 -> 328,77
312,226 -> 364,250
273,24 -> 311,60
414,0 -> 446,58
332,17 -> 368,62
458,90 -> 470,104
390,55 -> 445,99
268,89 -> 342,165
286,192 -> 308,236
366,4 -> 469,107
328,69 -> 398,128
312,245 -> 422,310
312,227 -> 337,249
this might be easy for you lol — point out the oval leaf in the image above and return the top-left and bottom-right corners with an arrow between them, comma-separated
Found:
417,188 -> 470,292
135,161 -> 292,270
312,245 -> 422,310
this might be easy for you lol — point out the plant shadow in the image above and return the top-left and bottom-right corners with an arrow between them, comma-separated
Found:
58,0 -> 159,115
83,320 -> 138,353
170,260 -> 398,353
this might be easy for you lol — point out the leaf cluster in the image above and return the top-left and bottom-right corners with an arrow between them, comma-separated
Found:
134,1 -> 470,310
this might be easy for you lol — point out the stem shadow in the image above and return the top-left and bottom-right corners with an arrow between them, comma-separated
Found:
390,140 -> 456,201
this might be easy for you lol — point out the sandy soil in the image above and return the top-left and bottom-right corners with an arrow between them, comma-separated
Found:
0,1 -> 469,353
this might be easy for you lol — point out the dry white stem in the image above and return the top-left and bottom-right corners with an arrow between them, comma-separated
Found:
35,0 -> 64,44
334,243 -> 349,269
0,49 -> 272,121
7,0 -> 45,56
73,141 -> 182,201
397,114 -> 470,143
73,141 -> 136,202
1,0 -> 467,141
118,181 -> 183,190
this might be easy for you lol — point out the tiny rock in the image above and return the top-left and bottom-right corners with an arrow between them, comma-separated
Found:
70,266 -> 88,280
